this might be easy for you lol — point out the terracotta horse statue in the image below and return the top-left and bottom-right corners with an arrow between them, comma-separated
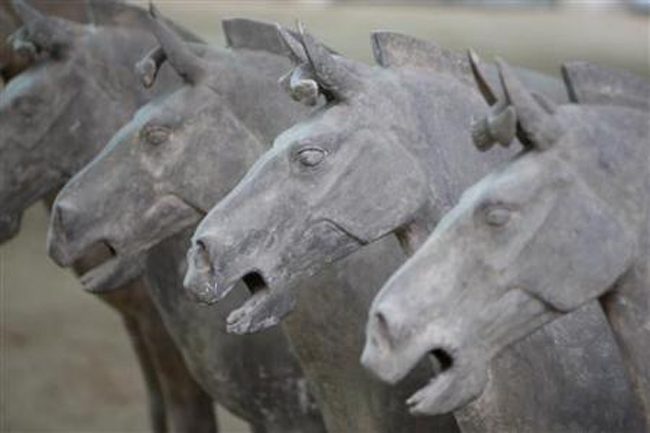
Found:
187,25 -> 644,432
363,56 -> 650,428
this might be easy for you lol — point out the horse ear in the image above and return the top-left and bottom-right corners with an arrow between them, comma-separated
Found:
468,51 -> 516,151
135,41 -> 207,89
275,23 -> 319,105
297,22 -> 363,101
147,2 -> 206,85
275,23 -> 307,64
469,54 -> 564,151
471,103 -> 516,151
278,62 -> 320,106
496,58 -> 562,150
12,0 -> 76,56
468,49 -> 498,106
135,46 -> 165,88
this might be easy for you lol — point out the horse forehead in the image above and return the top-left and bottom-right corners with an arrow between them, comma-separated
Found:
129,90 -> 195,128
164,86 -> 222,119
319,101 -> 378,132
273,116 -> 330,147
462,155 -> 555,208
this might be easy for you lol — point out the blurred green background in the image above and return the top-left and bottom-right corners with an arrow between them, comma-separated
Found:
1,1 -> 648,432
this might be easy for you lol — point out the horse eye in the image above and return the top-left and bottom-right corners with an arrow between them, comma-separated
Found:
297,147 -> 326,167
142,125 -> 171,146
484,206 -> 512,227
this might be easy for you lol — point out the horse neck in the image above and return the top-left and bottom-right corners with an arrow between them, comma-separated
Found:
560,105 -> 650,416
212,48 -> 310,149
395,69 -> 518,247
565,105 -> 648,235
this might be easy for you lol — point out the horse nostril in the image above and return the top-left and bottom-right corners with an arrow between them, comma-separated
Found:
52,203 -> 72,237
47,203 -> 77,266
188,237 -> 213,273
374,309 -> 397,350
195,238 -> 211,261
195,238 -> 206,251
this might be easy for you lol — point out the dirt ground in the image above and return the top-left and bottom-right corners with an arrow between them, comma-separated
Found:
1,3 -> 647,433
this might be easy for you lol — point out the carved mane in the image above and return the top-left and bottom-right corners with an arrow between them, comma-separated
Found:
562,61 -> 650,111
223,18 -> 297,56
370,31 -> 474,87
87,0 -> 201,43
372,32 -> 574,105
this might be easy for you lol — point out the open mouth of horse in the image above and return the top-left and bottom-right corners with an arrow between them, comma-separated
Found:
404,344 -> 489,416
225,271 -> 296,334
404,347 -> 456,413
75,240 -> 142,293
222,221 -> 362,334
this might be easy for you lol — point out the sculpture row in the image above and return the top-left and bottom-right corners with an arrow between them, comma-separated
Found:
1,1 -> 648,432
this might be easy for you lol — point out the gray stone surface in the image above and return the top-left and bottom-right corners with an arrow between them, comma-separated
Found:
363,57 -> 650,427
0,2 -> 217,432
47,9 -> 330,433
46,10 -> 458,433
188,26 -> 644,432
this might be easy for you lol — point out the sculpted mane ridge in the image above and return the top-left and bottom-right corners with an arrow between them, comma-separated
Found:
562,61 -> 650,110
223,18 -> 296,56
86,0 -> 201,42
370,31 -> 473,86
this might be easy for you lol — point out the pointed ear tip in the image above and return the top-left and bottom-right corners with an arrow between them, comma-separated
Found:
275,23 -> 291,40
468,49 -> 483,74
494,58 -> 519,93
148,1 -> 158,19
296,19 -> 307,35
